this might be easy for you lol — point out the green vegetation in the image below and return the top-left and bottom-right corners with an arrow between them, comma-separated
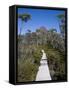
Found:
18,60 -> 38,82
17,45 -> 42,82
18,13 -> 31,35
17,13 -> 66,82
57,14 -> 65,38
41,45 -> 65,80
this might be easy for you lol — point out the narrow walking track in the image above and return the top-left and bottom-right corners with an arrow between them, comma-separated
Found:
36,49 -> 51,81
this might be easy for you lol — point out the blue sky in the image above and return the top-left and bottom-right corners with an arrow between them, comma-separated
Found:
18,8 -> 65,35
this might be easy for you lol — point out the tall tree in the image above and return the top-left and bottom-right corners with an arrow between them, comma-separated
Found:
18,13 -> 31,35
57,14 -> 65,37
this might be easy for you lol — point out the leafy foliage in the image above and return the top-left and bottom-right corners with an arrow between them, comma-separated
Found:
18,13 -> 31,22
57,14 -> 65,37
18,13 -> 31,35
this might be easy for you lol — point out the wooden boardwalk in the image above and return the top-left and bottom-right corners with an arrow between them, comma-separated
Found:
36,50 -> 51,81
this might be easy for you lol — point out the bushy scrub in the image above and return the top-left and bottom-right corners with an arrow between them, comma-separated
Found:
18,44 -> 42,82
32,48 -> 42,65
44,47 -> 65,80
18,59 -> 38,82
